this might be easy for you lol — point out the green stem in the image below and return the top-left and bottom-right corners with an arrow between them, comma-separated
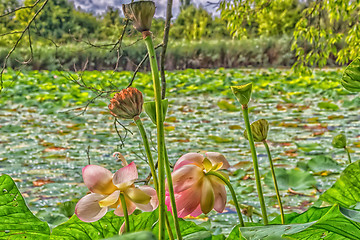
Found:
120,193 -> 130,233
345,147 -> 352,164
134,117 -> 175,240
164,147 -> 183,240
263,141 -> 285,224
242,105 -> 268,225
134,117 -> 159,191
144,32 -> 166,240
206,171 -> 244,227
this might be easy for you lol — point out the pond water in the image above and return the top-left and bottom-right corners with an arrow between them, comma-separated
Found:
0,68 -> 359,234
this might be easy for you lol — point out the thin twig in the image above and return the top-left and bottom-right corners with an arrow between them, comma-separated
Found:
0,0 -> 49,92
127,43 -> 163,88
0,0 -> 41,18
160,0 -> 173,99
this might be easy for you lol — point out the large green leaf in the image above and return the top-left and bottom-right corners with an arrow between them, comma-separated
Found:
320,160 -> 360,207
264,168 -> 317,190
341,57 -> 360,92
50,211 -> 123,239
51,210 -> 213,240
103,231 -> 156,240
0,174 -> 50,239
227,205 -> 360,240
285,205 -> 360,239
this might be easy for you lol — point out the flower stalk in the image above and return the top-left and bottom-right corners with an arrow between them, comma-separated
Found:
345,147 -> 352,164
120,193 -> 130,233
206,171 -> 245,227
164,147 -> 183,240
143,31 -> 170,240
263,140 -> 285,224
242,105 -> 268,225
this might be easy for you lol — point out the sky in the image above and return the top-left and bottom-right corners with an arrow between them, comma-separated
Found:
71,0 -> 219,18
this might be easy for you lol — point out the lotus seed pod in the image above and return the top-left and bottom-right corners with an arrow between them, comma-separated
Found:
122,1 -> 155,32
332,134 -> 347,149
108,87 -> 143,119
244,119 -> 269,142
231,83 -> 253,106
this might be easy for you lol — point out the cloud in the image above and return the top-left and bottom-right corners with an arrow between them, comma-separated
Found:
71,0 -> 218,17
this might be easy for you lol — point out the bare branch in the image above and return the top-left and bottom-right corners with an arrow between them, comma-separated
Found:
127,43 -> 163,88
0,0 -> 49,92
160,0 -> 173,100
0,0 -> 41,18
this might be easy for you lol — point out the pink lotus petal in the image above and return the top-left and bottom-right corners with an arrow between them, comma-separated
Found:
172,164 -> 203,193
208,175 -> 227,213
75,193 -> 108,222
135,185 -> 159,211
82,165 -> 117,195
165,193 -> 172,212
205,152 -> 230,169
113,162 -> 138,189
114,197 -> 137,217
175,184 -> 202,218
189,205 -> 203,217
174,153 -> 204,171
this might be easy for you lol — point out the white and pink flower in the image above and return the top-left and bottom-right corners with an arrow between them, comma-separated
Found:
75,162 -> 158,222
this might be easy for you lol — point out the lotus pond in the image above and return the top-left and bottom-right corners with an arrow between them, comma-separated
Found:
1,68 -> 360,238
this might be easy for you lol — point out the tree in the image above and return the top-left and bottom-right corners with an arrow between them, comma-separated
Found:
219,0 -> 360,74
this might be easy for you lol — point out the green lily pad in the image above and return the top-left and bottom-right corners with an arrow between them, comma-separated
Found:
264,168 -> 317,190
217,100 -> 239,112
317,101 -> 339,111
307,155 -> 342,173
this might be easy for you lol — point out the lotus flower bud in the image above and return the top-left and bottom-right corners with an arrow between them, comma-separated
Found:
231,83 -> 253,106
108,87 -> 143,120
332,134 -> 347,149
244,119 -> 269,142
144,99 -> 168,125
122,1 -> 155,32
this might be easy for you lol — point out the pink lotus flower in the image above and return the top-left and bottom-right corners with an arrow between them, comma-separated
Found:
75,162 -> 158,222
166,152 -> 230,218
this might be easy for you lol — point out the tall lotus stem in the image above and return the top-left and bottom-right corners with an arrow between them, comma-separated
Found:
231,83 -> 268,225
263,141 -> 285,224
206,171 -> 245,227
164,147 -> 183,240
120,193 -> 130,233
242,106 -> 268,225
134,116 -> 175,240
143,32 -> 166,239
345,147 -> 352,164
134,116 -> 159,191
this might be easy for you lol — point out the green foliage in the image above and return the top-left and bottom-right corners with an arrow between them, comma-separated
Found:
219,0 -> 358,73
341,57 -> 360,92
0,174 -> 50,239
227,205 -> 360,239
264,168 -> 317,190
320,160 -> 360,208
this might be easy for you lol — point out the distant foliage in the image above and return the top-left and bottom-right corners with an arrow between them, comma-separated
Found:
220,0 -> 359,73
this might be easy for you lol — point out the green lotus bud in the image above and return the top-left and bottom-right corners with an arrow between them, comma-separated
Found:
144,99 -> 168,125
231,83 -> 253,106
341,57 -> 360,92
244,119 -> 269,142
332,134 -> 347,149
122,1 -> 155,32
